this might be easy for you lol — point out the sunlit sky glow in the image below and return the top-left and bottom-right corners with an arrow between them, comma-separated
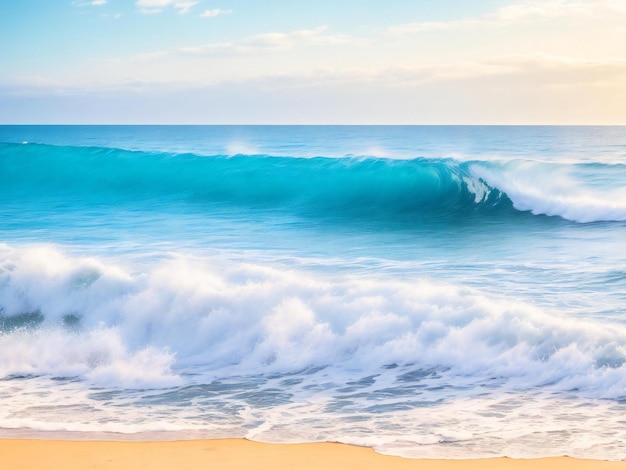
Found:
2,0 -> 626,123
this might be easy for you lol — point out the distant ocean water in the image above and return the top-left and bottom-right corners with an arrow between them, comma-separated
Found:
0,125 -> 625,459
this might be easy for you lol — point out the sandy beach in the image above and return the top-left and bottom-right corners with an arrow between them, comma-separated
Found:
2,438 -> 625,470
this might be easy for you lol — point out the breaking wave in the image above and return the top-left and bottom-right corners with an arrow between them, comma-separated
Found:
2,142 -> 624,223
1,244 -> 625,398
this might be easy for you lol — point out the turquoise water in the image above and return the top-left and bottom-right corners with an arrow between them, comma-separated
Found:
0,126 -> 625,458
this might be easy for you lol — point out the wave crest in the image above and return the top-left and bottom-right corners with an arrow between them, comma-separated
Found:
2,143 -> 625,223
0,143 -> 509,219
471,160 -> 626,223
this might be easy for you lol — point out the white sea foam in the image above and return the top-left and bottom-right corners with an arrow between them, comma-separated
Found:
471,160 -> 626,222
1,243 -> 625,396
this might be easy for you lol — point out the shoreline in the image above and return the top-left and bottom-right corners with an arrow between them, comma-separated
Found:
2,438 -> 625,470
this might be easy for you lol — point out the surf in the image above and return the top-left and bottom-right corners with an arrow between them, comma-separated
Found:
1,243 -> 625,397
3,142 -> 626,224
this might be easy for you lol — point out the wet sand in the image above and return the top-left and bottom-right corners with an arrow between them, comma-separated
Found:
3,438 -> 625,470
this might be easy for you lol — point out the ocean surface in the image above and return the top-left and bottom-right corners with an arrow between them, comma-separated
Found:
1,125 -> 625,459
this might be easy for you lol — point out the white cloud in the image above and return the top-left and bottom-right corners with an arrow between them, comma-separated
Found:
254,27 -> 354,48
201,55 -> 626,91
200,8 -> 231,18
174,1 -> 198,15
391,0 -> 626,34
5,52 -> 626,124
7,54 -> 626,124
178,26 -> 362,56
72,0 -> 107,6
427,55 -> 626,88
136,0 -> 173,6
136,0 -> 198,14
10,0 -> 626,123
15,52 -> 626,93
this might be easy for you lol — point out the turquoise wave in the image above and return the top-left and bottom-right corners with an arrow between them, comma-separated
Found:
0,142 -> 512,219
4,141 -> 626,223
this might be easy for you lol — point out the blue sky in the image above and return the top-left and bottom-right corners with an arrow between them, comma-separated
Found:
2,0 -> 626,124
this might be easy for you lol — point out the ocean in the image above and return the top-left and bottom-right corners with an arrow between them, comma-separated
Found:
0,125 -> 625,459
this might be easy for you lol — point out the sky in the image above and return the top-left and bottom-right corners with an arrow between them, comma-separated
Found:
1,0 -> 626,124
